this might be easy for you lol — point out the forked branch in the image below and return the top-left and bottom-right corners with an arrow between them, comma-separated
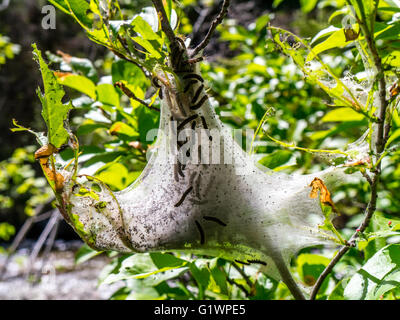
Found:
190,0 -> 231,58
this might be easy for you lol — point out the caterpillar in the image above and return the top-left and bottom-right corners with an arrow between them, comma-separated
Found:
177,160 -> 185,178
203,216 -> 227,227
194,173 -> 202,198
174,186 -> 193,207
177,114 -> 198,131
183,80 -> 198,93
195,220 -> 205,245
191,84 -> 205,104
247,259 -> 267,266
72,184 -> 79,193
190,95 -> 208,110
189,171 -> 198,185
152,78 -> 163,100
234,260 -> 250,266
173,163 -> 180,182
183,73 -> 204,83
152,77 -> 161,88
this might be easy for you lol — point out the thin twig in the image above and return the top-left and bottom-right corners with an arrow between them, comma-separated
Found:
151,0 -> 178,47
114,81 -> 160,112
231,262 -> 254,291
226,278 -> 250,297
190,0 -> 230,58
26,210 -> 60,278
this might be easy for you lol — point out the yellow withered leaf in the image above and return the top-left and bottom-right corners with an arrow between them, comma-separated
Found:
36,144 -> 64,192
34,143 -> 58,160
344,28 -> 360,41
390,82 -> 399,99
309,177 -> 338,213
53,71 -> 74,81
38,156 -> 64,192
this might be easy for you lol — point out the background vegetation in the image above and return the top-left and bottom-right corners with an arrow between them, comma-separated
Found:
1,0 -> 400,300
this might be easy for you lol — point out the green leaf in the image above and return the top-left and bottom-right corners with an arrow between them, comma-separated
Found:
125,279 -> 162,300
48,0 -> 70,15
300,0 -> 318,13
209,258 -> 228,295
0,222 -> 15,241
64,0 -> 93,29
132,15 -> 162,42
96,83 -> 120,107
95,162 -> 133,191
109,121 -> 138,140
135,107 -> 159,143
307,28 -> 352,62
76,120 -> 108,136
111,60 -> 148,88
75,243 -> 103,264
328,280 -> 346,300
101,253 -> 188,285
189,260 -> 210,299
150,252 -> 188,269
297,254 -> 331,291
258,150 -> 292,169
32,44 -> 72,148
57,74 -> 97,100
344,244 -> 400,300
322,108 -> 366,122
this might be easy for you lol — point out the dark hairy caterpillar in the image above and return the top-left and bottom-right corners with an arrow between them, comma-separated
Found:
174,186 -> 193,207
177,114 -> 198,131
177,160 -> 185,178
234,260 -> 250,266
190,95 -> 208,110
152,77 -> 161,88
247,259 -> 267,266
184,80 -> 198,93
203,216 -> 227,227
191,84 -> 205,104
151,78 -> 163,99
183,73 -> 204,83
195,220 -> 205,244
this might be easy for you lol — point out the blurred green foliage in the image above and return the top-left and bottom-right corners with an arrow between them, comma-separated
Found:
0,34 -> 20,67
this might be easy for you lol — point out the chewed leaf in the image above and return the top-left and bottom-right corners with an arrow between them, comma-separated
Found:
32,44 -> 72,149
309,177 -> 337,213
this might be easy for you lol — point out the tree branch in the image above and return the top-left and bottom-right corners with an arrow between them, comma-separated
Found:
190,0 -> 230,58
310,2 -> 389,299
114,81 -> 160,112
152,0 -> 178,47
